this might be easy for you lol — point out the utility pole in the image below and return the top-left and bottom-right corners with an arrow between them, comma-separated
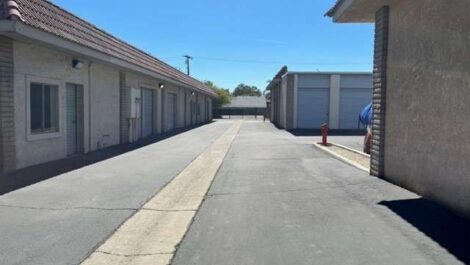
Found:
183,55 -> 193,76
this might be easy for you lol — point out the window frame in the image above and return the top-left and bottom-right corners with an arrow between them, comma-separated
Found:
26,76 -> 63,141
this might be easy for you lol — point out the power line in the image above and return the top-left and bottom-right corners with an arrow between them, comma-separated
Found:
162,55 -> 370,66
196,56 -> 371,65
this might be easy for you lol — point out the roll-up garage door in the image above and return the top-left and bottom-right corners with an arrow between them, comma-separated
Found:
166,93 -> 177,131
141,88 -> 154,138
297,88 -> 329,129
339,88 -> 372,129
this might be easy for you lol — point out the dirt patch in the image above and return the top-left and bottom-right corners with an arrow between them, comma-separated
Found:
324,144 -> 370,170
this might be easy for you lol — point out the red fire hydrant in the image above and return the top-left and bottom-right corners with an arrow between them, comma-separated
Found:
321,123 -> 329,146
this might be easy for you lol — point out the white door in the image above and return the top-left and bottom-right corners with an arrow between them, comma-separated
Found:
141,88 -> 153,138
166,93 -> 177,131
66,84 -> 78,155
339,88 -> 372,129
66,84 -> 84,155
297,88 -> 330,129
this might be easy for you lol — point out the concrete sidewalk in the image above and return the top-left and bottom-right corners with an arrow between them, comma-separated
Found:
0,121 -> 233,265
172,121 -> 469,265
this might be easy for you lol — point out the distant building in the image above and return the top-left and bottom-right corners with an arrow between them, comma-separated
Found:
327,0 -> 470,217
267,67 -> 372,130
217,96 -> 267,117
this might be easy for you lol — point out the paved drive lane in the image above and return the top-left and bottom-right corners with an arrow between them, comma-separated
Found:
0,121 -> 232,265
0,120 -> 468,265
172,121 -> 465,265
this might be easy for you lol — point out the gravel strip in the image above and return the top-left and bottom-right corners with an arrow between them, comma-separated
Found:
328,145 -> 370,169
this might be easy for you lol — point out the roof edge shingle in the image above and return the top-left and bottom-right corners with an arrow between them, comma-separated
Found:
325,0 -> 345,17
0,0 -> 216,97
2,0 -> 24,21
266,66 -> 288,91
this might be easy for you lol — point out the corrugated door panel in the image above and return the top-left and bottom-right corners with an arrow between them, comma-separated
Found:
166,93 -> 176,131
142,88 -> 153,138
339,88 -> 372,129
297,88 -> 330,129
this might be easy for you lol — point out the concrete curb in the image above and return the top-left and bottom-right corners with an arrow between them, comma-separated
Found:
329,142 -> 371,158
313,142 -> 370,173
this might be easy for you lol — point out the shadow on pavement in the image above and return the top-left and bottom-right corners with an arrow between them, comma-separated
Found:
379,198 -> 470,264
287,129 -> 366,136
0,122 -> 211,196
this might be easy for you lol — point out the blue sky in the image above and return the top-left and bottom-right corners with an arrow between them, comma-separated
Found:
53,0 -> 374,92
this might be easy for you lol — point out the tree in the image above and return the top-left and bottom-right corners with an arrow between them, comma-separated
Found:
204,81 -> 231,109
232,83 -> 262,97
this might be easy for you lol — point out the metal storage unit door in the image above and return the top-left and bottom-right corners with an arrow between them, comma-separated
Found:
166,93 -> 177,131
141,88 -> 153,138
339,88 -> 372,129
66,84 -> 78,155
297,88 -> 330,129
205,100 -> 210,121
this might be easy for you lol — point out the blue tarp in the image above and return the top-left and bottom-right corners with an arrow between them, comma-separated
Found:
359,103 -> 373,127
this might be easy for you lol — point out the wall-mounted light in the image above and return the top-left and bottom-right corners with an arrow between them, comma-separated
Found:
159,83 -> 165,89
191,91 -> 195,96
72,59 -> 84,69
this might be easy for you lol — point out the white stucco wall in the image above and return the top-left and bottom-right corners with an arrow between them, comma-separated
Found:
13,40 -> 122,169
384,0 -> 470,216
13,40 -> 90,168
90,63 -> 120,150
11,39 -> 213,170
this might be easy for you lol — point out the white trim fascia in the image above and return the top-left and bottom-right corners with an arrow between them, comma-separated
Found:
331,0 -> 355,22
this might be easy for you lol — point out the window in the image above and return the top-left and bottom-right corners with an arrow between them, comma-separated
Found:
30,83 -> 59,134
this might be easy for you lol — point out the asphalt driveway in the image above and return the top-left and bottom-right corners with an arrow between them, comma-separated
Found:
172,121 -> 469,265
0,121 -> 232,265
0,120 -> 468,265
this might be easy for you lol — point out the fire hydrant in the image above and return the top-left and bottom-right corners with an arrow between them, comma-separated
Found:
321,123 -> 329,146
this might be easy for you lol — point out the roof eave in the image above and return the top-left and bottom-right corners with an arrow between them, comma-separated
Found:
326,0 -> 387,23
0,20 -> 216,97
266,66 -> 288,91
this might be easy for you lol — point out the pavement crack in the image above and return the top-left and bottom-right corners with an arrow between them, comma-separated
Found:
207,188 -> 318,197
206,180 -> 374,197
96,250 -> 173,257
0,204 -> 137,212
141,208 -> 196,212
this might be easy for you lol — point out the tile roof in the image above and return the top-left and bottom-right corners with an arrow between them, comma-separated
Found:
0,0 -> 216,96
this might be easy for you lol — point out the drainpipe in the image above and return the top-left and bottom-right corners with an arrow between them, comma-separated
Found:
88,61 -> 93,152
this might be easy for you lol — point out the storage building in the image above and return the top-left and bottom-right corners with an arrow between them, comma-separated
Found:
327,0 -> 470,217
267,66 -> 372,130
0,0 -> 215,172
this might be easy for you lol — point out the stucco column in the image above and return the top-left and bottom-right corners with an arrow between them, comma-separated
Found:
293,74 -> 298,129
329,75 -> 341,129
0,36 -> 16,172
157,88 -> 164,134
370,6 -> 389,177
